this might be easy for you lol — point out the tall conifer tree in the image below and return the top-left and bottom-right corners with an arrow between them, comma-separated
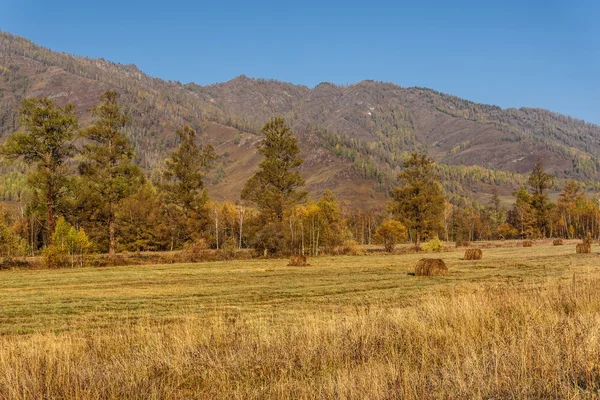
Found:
389,152 -> 445,246
242,118 -> 306,221
0,98 -> 78,242
159,125 -> 215,243
79,91 -> 141,256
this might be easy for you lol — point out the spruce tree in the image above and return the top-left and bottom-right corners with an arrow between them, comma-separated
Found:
0,98 -> 78,243
79,91 -> 141,256
389,152 -> 445,246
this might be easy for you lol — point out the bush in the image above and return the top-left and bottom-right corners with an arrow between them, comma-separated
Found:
336,239 -> 362,255
43,245 -> 69,268
218,237 -> 237,260
375,220 -> 407,253
181,238 -> 210,262
248,222 -> 287,256
422,236 -> 445,253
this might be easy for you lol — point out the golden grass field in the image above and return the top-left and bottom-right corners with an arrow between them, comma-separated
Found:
1,241 -> 600,398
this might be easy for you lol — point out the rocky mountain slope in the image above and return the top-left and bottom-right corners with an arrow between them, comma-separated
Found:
1,31 -> 598,207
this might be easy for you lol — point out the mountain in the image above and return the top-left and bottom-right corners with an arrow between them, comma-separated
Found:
1,31 -> 599,208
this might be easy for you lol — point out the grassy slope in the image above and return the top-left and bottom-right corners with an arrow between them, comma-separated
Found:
1,242 -> 600,398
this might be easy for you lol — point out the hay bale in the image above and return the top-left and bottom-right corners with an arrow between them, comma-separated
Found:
576,243 -> 591,254
288,254 -> 309,266
464,249 -> 482,260
522,240 -> 533,247
455,240 -> 470,248
553,239 -> 564,246
415,258 -> 448,276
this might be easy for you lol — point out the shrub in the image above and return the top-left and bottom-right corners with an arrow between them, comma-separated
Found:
336,239 -> 362,255
375,220 -> 407,253
248,222 -> 287,256
218,237 -> 237,260
43,245 -> 69,268
422,236 -> 445,253
181,238 -> 210,262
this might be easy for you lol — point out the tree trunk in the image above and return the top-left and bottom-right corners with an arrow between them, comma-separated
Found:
47,198 -> 54,245
239,210 -> 244,249
415,230 -> 421,248
109,219 -> 116,257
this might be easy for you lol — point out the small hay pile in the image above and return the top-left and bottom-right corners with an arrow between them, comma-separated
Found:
522,240 -> 533,247
415,259 -> 448,276
288,254 -> 309,266
576,243 -> 591,254
553,239 -> 564,246
455,240 -> 470,248
464,249 -> 482,260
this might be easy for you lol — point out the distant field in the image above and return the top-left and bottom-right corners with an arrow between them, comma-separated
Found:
1,242 -> 600,398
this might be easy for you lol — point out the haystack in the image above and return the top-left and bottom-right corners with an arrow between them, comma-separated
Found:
415,259 -> 448,276
576,243 -> 591,254
288,254 -> 309,266
464,249 -> 482,260
553,239 -> 564,246
522,240 -> 533,247
455,240 -> 470,248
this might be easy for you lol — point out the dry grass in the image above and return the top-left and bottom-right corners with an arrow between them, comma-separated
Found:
1,244 -> 600,398
288,254 -> 309,266
577,243 -> 591,254
464,248 -> 483,260
414,258 -> 448,276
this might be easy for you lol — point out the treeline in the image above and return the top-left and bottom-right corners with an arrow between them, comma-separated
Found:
1,92 -> 599,268
0,94 -> 383,266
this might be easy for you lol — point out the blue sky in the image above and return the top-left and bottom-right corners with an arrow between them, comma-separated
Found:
1,0 -> 599,123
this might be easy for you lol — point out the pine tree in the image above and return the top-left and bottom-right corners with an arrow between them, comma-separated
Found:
78,91 -> 142,256
159,125 -> 215,244
0,98 -> 78,242
389,152 -> 445,246
241,118 -> 306,222
510,185 -> 536,238
527,159 -> 554,237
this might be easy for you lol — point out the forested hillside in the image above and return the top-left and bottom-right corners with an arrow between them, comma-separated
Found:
1,30 -> 599,208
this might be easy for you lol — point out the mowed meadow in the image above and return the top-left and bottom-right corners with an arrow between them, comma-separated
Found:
1,242 -> 600,399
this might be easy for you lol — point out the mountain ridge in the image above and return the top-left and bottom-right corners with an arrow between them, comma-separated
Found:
1,30 -> 599,208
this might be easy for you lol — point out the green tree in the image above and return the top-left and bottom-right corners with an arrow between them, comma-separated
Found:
241,118 -> 306,222
79,91 -> 142,256
44,217 -> 92,268
527,159 -> 554,237
389,152 -> 445,246
0,98 -> 78,242
510,185 -> 536,238
116,182 -> 167,251
159,125 -> 215,244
